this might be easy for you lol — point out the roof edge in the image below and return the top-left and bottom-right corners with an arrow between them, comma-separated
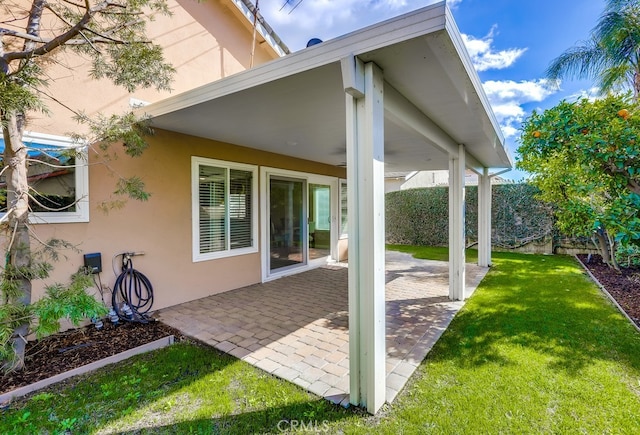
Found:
231,0 -> 290,56
142,3 -> 448,119
444,6 -> 511,168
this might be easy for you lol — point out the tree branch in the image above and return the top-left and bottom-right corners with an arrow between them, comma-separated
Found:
25,159 -> 86,170
27,191 -> 85,213
4,1 -> 127,62
34,86 -> 84,118
61,0 -> 88,8
80,18 -> 146,43
0,28 -> 49,44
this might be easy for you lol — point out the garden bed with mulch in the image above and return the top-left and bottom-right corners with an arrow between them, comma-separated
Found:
0,320 -> 187,396
577,254 -> 640,327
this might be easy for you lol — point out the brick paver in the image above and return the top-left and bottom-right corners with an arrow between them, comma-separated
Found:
157,251 -> 487,407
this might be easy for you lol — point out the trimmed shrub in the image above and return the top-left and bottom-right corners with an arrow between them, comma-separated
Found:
385,183 -> 554,249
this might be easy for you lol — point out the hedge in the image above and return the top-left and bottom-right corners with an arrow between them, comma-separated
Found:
385,183 -> 554,249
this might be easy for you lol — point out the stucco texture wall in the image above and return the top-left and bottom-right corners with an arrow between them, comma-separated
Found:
27,0 -> 279,136
32,130 -> 346,311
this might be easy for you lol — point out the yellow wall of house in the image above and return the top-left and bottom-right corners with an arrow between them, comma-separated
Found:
25,0 -> 279,136
33,130 -> 346,311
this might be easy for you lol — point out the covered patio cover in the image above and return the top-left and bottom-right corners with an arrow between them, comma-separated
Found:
143,2 -> 511,413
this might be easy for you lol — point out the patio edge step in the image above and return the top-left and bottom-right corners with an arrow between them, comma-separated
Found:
0,335 -> 175,404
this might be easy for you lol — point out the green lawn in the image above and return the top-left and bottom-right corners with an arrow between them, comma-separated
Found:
387,244 -> 479,262
2,249 -> 640,433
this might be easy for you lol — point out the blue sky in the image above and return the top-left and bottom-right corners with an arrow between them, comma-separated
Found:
259,0 -> 607,179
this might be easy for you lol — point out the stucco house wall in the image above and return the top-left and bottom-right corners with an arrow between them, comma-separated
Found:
28,0 -> 281,135
3,0 -> 323,309
34,130 -> 345,310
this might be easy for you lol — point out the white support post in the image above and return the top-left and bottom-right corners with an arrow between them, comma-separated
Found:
448,144 -> 466,300
478,167 -> 492,267
345,59 -> 386,414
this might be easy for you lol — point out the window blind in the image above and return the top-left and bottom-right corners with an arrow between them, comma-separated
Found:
199,165 -> 226,254
229,169 -> 252,249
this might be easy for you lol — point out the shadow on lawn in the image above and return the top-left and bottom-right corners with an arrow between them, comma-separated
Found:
127,398 -> 355,434
426,254 -> 640,376
1,342 -> 355,434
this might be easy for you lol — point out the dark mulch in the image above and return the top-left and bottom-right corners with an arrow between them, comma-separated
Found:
0,319 -> 187,396
577,254 -> 640,327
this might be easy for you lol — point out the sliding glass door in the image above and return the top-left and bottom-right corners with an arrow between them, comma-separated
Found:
308,183 -> 331,261
269,177 -> 305,272
263,169 -> 338,280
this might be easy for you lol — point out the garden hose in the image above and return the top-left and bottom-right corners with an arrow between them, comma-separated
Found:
112,253 -> 154,322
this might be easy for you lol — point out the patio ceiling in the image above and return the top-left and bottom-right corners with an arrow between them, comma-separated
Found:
143,2 -> 511,173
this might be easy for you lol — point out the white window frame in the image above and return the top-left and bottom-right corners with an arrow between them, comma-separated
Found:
191,156 -> 258,262
0,131 -> 89,224
260,166 -> 339,282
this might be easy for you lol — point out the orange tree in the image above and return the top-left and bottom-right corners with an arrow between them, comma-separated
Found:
518,94 -> 640,268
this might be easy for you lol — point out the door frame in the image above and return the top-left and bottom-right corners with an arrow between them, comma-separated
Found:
260,167 -> 339,282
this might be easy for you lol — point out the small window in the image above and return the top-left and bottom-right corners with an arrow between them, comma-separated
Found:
192,157 -> 258,262
0,132 -> 89,223
339,180 -> 348,238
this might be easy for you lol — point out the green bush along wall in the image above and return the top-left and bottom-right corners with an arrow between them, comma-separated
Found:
386,183 -> 554,249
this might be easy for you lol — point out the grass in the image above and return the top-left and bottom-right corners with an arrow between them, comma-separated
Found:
375,248 -> 640,433
1,342 -> 361,433
2,249 -> 640,433
387,244 -> 479,263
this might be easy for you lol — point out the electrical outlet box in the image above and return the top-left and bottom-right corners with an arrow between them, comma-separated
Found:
83,253 -> 102,274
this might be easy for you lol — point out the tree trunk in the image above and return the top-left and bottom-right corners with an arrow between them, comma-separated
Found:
2,110 -> 32,370
593,228 -> 618,270
606,230 -> 620,270
0,0 -> 46,371
594,230 -> 611,265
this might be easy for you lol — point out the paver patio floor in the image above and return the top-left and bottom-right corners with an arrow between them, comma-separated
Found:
157,251 -> 488,407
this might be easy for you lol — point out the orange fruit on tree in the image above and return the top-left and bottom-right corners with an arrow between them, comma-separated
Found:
533,130 -> 541,138
618,109 -> 630,119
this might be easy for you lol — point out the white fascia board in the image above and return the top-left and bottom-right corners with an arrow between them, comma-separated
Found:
443,6 -> 511,168
141,2 -> 447,119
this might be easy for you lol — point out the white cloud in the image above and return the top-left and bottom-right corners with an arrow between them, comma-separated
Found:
461,26 -> 527,72
483,79 -> 556,104
262,0 -> 442,51
567,86 -> 601,102
482,79 -> 557,138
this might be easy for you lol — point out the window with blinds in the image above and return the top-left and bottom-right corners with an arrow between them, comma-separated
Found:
192,157 -> 257,261
340,180 -> 348,237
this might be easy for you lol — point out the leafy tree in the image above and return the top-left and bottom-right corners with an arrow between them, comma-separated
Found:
546,0 -> 640,99
1,0 -> 174,370
518,94 -> 640,268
